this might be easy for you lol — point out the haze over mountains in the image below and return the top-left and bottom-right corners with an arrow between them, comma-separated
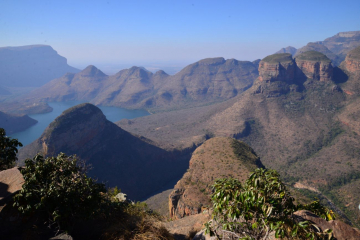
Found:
0,45 -> 79,88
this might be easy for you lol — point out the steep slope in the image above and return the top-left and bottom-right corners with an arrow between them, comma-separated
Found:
0,111 -> 37,134
119,51 -> 360,226
0,45 -> 79,87
295,51 -> 333,82
169,137 -> 263,219
23,58 -> 258,112
18,103 -> 191,200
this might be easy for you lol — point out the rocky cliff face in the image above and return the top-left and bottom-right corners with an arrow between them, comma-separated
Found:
253,51 -> 336,97
343,46 -> 360,74
18,103 -> 191,200
258,53 -> 295,83
295,51 -> 333,82
169,137 -> 263,219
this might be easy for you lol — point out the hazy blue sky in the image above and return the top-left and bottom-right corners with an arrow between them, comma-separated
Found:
1,0 -> 360,73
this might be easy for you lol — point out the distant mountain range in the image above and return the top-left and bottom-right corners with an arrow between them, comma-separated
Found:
24,57 -> 259,111
0,45 -> 79,87
276,31 -> 360,66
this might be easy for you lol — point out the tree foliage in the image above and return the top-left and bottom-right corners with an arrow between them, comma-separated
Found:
0,128 -> 22,170
13,153 -> 106,229
205,168 -> 334,240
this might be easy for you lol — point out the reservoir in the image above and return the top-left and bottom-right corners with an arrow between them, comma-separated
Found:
9,101 -> 150,146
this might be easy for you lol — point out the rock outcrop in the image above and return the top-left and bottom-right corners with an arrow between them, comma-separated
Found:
295,51 -> 333,82
0,167 -> 24,211
18,103 -> 191,200
343,46 -> 360,74
0,111 -> 37,134
253,53 -> 298,97
258,53 -> 295,83
169,137 -> 263,219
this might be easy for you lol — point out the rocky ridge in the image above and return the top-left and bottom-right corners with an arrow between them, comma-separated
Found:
23,57 -> 259,112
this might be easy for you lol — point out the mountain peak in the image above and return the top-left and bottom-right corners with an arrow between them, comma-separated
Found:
275,46 -> 297,55
80,65 -> 107,77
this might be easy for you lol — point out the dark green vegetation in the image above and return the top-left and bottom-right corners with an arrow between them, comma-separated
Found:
2,153 -> 174,239
296,51 -> 331,62
14,153 -> 105,229
262,53 -> 293,63
205,169 -> 335,240
0,128 -> 22,170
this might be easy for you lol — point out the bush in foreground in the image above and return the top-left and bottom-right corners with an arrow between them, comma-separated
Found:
205,168 -> 335,240
0,128 -> 22,170
13,153 -> 106,229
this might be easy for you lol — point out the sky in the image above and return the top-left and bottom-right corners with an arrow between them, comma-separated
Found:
1,0 -> 360,74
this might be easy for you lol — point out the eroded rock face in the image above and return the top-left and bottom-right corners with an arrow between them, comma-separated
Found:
169,137 -> 263,219
344,46 -> 360,74
258,53 -> 295,83
295,51 -> 333,82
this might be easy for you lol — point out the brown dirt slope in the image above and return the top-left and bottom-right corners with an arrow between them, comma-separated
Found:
169,137 -> 263,219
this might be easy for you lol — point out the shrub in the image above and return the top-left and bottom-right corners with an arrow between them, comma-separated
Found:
13,153 -> 106,229
205,168 -> 334,240
0,128 -> 22,170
